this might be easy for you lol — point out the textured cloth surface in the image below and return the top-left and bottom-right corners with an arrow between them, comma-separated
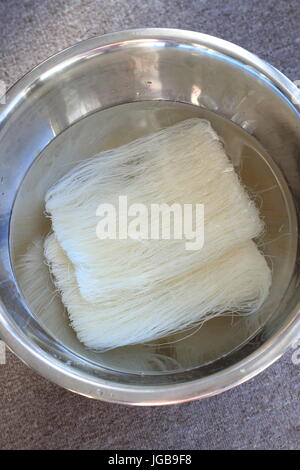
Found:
0,0 -> 299,450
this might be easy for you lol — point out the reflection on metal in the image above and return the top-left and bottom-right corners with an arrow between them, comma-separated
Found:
191,85 -> 201,105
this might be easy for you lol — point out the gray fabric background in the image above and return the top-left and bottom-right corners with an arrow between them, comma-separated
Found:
0,0 -> 299,450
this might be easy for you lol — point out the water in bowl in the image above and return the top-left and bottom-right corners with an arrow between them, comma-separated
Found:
10,101 -> 297,374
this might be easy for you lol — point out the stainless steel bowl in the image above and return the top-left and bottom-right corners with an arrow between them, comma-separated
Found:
0,29 -> 300,405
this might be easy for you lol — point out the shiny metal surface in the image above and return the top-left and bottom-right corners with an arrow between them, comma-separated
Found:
0,29 -> 299,405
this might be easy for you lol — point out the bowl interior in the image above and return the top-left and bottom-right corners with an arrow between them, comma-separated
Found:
1,33 -> 300,388
10,100 -> 297,374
